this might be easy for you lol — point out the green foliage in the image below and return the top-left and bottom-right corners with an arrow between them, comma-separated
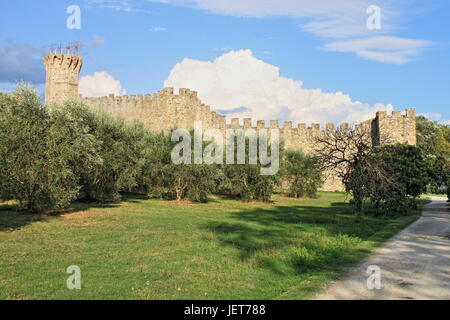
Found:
439,126 -> 450,198
378,144 -> 428,198
8,84 -> 437,214
281,149 -> 323,198
367,144 -> 429,215
51,102 -> 149,202
163,164 -> 222,202
217,134 -> 281,202
0,89 -> 163,210
416,115 -> 442,155
220,163 -> 279,202
314,128 -> 375,219
447,176 -> 450,201
134,132 -> 173,196
439,126 -> 450,165
416,116 -> 449,192
0,85 -> 285,207
137,130 -> 223,202
0,84 -> 95,212
314,127 -> 431,218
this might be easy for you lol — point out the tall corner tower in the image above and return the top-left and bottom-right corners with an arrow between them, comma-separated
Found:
43,53 -> 83,104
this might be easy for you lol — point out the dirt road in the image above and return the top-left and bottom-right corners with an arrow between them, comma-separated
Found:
315,197 -> 450,300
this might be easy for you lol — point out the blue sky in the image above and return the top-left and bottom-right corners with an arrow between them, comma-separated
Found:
0,0 -> 449,125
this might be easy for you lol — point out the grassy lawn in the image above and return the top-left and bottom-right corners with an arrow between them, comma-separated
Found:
0,192 -> 426,300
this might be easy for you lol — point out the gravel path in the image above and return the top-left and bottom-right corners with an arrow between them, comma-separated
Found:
315,197 -> 450,300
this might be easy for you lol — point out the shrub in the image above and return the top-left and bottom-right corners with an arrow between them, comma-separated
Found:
281,149 -> 323,198
375,144 -> 428,199
137,129 -> 223,202
162,164 -> 222,202
447,177 -> 450,202
220,164 -> 279,202
416,116 -> 449,192
216,132 -> 281,202
367,144 -> 429,215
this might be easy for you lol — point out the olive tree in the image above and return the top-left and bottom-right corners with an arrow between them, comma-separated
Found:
0,85 -> 97,212
51,101 -> 149,203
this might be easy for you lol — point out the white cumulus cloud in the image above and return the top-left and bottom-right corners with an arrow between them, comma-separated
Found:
79,71 -> 126,98
164,50 -> 394,125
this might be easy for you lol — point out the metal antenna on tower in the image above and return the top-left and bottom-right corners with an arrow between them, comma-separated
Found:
72,41 -> 80,55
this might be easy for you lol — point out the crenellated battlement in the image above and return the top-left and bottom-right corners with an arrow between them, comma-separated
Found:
374,108 -> 416,145
376,108 -> 416,120
221,116 -> 377,135
44,53 -> 83,104
81,87 -> 416,147
224,118 -> 358,132
79,87 -> 227,133
44,54 -> 83,72
92,88 -> 211,107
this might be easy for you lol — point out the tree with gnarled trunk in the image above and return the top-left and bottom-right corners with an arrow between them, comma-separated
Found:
314,127 -> 397,219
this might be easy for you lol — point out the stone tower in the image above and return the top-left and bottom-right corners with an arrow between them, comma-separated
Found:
43,53 -> 82,104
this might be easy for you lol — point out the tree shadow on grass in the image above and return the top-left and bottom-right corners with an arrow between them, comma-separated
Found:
201,202 -> 397,276
0,203 -> 44,232
121,194 -> 151,203
0,200 -> 122,232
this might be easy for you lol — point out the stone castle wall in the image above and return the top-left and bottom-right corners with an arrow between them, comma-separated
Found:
81,88 -> 416,152
80,89 -> 416,191
82,88 -> 227,133
44,53 -> 417,192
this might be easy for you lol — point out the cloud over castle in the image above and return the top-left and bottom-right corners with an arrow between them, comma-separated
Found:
80,49 -> 395,125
